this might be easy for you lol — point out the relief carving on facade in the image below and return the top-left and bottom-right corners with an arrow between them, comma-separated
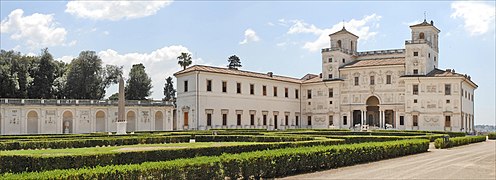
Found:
423,116 -> 439,127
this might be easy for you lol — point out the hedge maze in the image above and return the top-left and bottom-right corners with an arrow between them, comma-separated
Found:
0,129 -> 487,179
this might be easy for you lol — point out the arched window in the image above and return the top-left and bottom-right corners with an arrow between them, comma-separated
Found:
337,40 -> 342,48
419,32 -> 425,39
350,41 -> 354,51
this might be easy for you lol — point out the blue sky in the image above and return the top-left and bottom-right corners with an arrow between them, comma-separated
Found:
1,1 -> 495,125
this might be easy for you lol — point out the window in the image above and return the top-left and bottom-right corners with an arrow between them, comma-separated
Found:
250,84 -> 254,95
465,91 -> 467,98
250,114 -> 255,126
445,116 -> 451,127
262,86 -> 267,96
308,102 -> 311,105
285,115 -> 289,126
184,80 -> 188,92
428,53 -> 431,58
222,114 -> 227,126
413,52 -> 418,56
413,84 -> 419,95
263,115 -> 267,125
206,80 -> 212,92
328,88 -> 333,98
222,81 -> 227,93
342,58 -> 345,63
445,84 -> 451,95
237,114 -> 241,126
328,58 -> 332,63
413,69 -> 419,75
414,99 -> 418,103
471,94 -> 474,101
413,115 -> 418,126
461,89 -> 464,97
296,116 -> 299,126
337,40 -> 342,48
446,99 -> 450,103
295,89 -> 299,99
237,83 -> 241,94
284,88 -> 289,98
329,101 -> 333,104
434,56 -> 437,62
370,76 -> 375,85
273,86 -> 278,97
386,75 -> 392,84
307,116 -> 312,126
274,115 -> 278,126
400,116 -> 404,125
207,113 -> 212,126
354,77 -> 359,86
328,74 -> 333,79
329,116 -> 333,126
419,32 -> 425,39
307,90 -> 312,99
343,116 -> 348,125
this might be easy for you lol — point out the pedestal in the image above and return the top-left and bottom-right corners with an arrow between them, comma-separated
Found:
116,121 -> 127,135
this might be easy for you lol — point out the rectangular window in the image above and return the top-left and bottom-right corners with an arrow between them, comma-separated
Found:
237,83 -> 241,94
184,80 -> 188,92
329,101 -> 333,104
413,115 -> 418,126
445,116 -> 451,127
307,116 -> 312,126
222,81 -> 227,93
250,114 -> 255,126
343,116 -> 347,125
328,74 -> 333,79
284,88 -> 289,98
263,115 -> 267,125
413,84 -> 419,95
413,51 -> 418,56
274,115 -> 278,126
262,85 -> 267,96
386,75 -> 391,84
307,90 -> 312,99
354,77 -> 359,86
414,99 -> 418,103
207,113 -> 212,126
413,69 -> 419,75
250,84 -> 254,95
295,89 -> 299,99
222,114 -> 227,126
237,114 -> 241,126
285,115 -> 289,126
295,116 -> 299,126
273,86 -> 278,97
445,84 -> 451,95
329,116 -> 333,126
328,57 -> 332,63
400,116 -> 404,125
370,76 -> 375,85
206,80 -> 212,92
329,88 -> 333,98
446,99 -> 450,103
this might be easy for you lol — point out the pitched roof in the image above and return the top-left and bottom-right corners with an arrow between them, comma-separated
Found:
410,19 -> 440,31
174,65 -> 303,83
341,58 -> 405,69
402,68 -> 477,87
329,27 -> 359,38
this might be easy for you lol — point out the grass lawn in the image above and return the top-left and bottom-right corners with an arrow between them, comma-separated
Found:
0,142 -> 260,157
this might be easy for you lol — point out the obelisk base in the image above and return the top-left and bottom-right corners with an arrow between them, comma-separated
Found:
116,122 -> 127,135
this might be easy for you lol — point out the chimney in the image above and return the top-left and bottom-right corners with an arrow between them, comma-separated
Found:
452,69 -> 455,73
267,72 -> 273,77
430,20 -> 434,25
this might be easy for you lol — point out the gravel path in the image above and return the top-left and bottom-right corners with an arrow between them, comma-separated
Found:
281,140 -> 496,180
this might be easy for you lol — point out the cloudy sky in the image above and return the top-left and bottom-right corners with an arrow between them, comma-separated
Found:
1,1 -> 495,125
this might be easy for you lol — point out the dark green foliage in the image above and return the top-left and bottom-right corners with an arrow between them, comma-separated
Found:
28,48 -> 56,99
279,130 -> 427,136
1,139 -> 428,179
227,55 -> 242,70
487,132 -> 496,140
177,52 -> 192,70
125,63 -> 152,100
434,135 -> 486,149
373,129 -> 466,137
163,76 -> 176,102
195,135 -> 314,142
326,134 -> 444,143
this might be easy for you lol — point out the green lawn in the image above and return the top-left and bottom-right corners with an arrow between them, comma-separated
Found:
0,142 -> 259,157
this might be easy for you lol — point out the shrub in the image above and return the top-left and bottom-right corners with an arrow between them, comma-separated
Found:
1,139 -> 428,179
487,132 -> 496,140
195,135 -> 314,142
434,135 -> 486,149
373,130 -> 466,137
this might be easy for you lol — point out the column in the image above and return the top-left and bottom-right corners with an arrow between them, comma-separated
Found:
381,111 -> 385,129
379,110 -> 383,128
362,110 -> 366,125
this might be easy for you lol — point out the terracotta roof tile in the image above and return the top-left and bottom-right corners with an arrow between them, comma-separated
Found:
341,58 -> 405,69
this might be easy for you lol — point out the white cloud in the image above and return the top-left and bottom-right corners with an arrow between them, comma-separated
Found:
0,9 -> 70,48
65,1 -> 172,21
282,14 -> 382,52
56,55 -> 75,64
451,1 -> 496,36
239,28 -> 261,45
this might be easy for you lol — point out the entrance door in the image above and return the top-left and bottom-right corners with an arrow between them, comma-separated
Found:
353,110 -> 361,126
274,115 -> 278,130
184,112 -> 189,127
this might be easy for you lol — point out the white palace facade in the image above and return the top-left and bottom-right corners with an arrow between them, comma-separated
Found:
175,20 -> 477,133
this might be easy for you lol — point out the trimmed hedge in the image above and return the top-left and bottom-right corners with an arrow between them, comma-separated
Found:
434,135 -> 486,149
326,134 -> 444,143
373,130 -> 466,137
0,139 -> 344,173
1,139 -> 429,179
195,135 -> 314,142
0,135 -> 191,151
487,132 -> 496,140
277,131 -> 427,136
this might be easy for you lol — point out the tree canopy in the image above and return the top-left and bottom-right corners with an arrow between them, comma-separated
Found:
177,52 -> 192,70
163,76 -> 176,102
227,55 -> 242,70
125,63 -> 152,100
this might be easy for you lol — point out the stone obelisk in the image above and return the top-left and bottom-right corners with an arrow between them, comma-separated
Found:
116,76 -> 127,135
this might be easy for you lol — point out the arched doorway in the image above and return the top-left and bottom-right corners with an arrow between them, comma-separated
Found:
366,96 -> 380,127
353,110 -> 361,126
62,111 -> 73,134
126,111 -> 136,132
27,111 -> 38,134
155,111 -> 164,131
96,111 -> 106,132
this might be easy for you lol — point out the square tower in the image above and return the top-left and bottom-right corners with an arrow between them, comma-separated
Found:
322,27 -> 358,80
405,19 -> 440,75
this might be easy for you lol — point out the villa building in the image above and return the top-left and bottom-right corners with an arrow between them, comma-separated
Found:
175,19 -> 477,133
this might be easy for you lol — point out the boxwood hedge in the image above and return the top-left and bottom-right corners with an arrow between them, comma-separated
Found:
434,135 -> 486,149
487,132 -> 496,140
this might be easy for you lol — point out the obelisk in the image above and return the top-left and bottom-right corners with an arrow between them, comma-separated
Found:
116,76 -> 127,134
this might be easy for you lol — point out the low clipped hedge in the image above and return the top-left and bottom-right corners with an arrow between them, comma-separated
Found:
434,135 -> 486,149
374,130 -> 466,137
278,131 -> 426,137
195,135 -> 314,142
0,135 -> 191,151
487,132 -> 496,140
1,139 -> 429,179
0,139 -> 344,173
327,134 -> 444,143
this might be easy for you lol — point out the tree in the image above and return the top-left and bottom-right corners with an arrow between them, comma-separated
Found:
227,55 -> 242,70
28,48 -> 56,99
65,51 -> 122,99
108,92 -> 119,100
177,52 -> 192,70
125,63 -> 152,100
163,76 -> 176,102
0,50 -> 19,98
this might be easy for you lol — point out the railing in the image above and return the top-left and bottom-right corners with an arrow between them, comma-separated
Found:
356,49 -> 405,56
321,47 -> 357,55
0,98 -> 174,106
405,39 -> 433,48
